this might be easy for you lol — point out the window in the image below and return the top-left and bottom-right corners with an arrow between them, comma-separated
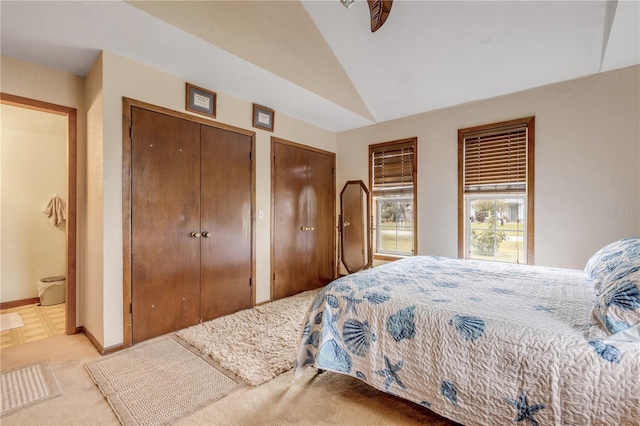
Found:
458,117 -> 534,264
369,138 -> 417,258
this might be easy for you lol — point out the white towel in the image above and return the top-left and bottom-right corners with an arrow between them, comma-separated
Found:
43,194 -> 67,227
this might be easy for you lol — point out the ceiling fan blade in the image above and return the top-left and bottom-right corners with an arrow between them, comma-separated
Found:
367,0 -> 393,32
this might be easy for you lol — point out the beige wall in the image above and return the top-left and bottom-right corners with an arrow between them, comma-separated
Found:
0,55 -> 86,325
84,54 -> 105,344
337,65 -> 640,270
2,52 -> 337,348
93,52 -> 336,348
5,52 -> 637,349
1,105 -> 67,302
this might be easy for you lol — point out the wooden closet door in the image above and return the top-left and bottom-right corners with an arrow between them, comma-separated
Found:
272,141 -> 336,300
131,107 -> 201,344
272,142 -> 309,300
200,126 -> 252,321
307,150 -> 335,288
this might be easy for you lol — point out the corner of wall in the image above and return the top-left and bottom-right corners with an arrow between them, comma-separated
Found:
1,53 -> 91,334
83,53 -> 106,346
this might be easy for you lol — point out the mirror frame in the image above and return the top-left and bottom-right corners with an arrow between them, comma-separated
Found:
340,180 -> 372,274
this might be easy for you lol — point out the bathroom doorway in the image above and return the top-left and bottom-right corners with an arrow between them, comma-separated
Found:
0,93 -> 77,342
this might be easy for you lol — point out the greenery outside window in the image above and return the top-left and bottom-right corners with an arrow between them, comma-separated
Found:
458,117 -> 534,264
466,195 -> 526,263
376,197 -> 414,255
370,138 -> 417,259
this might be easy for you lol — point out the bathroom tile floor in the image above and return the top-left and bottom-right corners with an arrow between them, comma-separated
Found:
0,303 -> 65,349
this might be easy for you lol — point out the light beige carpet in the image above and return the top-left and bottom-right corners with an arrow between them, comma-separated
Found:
0,330 -> 457,425
177,289 -> 319,386
1,360 -> 61,417
84,337 -> 243,426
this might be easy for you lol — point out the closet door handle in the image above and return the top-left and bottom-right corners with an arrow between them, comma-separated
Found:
190,231 -> 201,238
202,231 -> 211,238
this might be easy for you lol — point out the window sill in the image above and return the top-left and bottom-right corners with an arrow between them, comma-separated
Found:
373,253 -> 412,262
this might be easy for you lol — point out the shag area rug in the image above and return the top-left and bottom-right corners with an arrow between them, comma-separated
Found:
177,289 -> 319,386
1,360 -> 61,417
85,337 -> 243,426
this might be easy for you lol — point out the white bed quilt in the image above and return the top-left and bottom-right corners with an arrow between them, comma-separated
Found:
293,256 -> 640,425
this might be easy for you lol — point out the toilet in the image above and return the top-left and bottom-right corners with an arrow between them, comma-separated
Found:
38,276 -> 66,306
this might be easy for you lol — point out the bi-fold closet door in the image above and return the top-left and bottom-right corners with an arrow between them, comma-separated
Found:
130,107 -> 252,344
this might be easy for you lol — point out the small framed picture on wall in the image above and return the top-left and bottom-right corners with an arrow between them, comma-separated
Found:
252,104 -> 275,132
186,83 -> 217,118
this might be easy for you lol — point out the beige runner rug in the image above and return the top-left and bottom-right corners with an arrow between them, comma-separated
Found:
177,289 -> 319,386
85,337 -> 243,426
1,360 -> 62,417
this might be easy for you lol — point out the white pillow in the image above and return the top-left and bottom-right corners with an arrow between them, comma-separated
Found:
589,259 -> 640,341
584,237 -> 640,288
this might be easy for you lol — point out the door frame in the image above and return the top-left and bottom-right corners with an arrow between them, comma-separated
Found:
270,137 -> 337,301
0,93 -> 78,335
122,98 -> 256,348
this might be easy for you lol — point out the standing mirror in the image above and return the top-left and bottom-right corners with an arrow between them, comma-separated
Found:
340,180 -> 372,274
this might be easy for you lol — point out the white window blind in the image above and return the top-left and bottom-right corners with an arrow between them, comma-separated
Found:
371,141 -> 415,196
463,123 -> 528,193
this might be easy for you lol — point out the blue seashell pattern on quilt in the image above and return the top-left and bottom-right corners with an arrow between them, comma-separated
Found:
449,315 -> 485,341
588,340 -> 621,363
293,254 -> 640,426
589,258 -> 640,339
386,306 -> 416,342
343,319 -> 376,357
440,381 -> 458,406
317,339 -> 352,374
585,237 -> 640,284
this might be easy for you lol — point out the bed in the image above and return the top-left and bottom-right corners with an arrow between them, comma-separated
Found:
293,238 -> 640,425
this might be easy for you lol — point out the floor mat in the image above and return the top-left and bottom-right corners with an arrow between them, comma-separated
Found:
84,337 -> 243,426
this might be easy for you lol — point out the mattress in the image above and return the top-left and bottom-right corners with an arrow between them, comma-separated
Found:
293,256 -> 640,425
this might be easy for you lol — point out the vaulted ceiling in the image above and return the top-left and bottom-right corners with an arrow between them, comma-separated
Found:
1,1 -> 638,132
